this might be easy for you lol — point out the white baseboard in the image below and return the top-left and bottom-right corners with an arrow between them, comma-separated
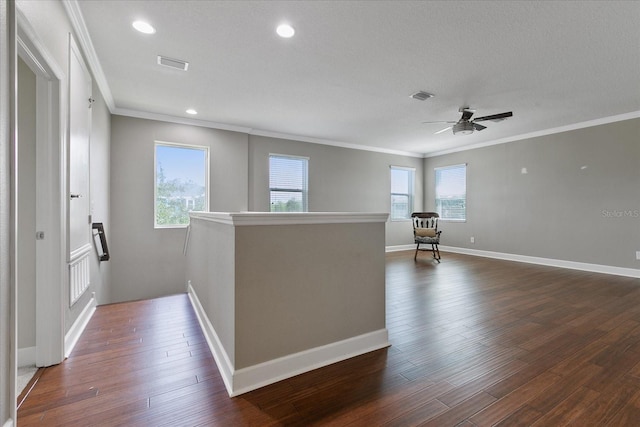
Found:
440,246 -> 640,279
188,284 -> 390,397
187,284 -> 235,396
386,244 -> 640,278
64,293 -> 96,358
17,346 -> 36,367
231,328 -> 389,397
385,244 -> 414,252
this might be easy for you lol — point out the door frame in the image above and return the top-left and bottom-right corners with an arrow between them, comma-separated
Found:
17,11 -> 65,367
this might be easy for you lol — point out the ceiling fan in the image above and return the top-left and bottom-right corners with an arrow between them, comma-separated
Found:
424,107 -> 513,135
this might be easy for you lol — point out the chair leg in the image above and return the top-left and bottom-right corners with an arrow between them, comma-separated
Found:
432,243 -> 441,262
414,243 -> 420,261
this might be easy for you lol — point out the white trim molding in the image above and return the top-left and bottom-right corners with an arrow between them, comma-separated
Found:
440,246 -> 640,279
386,245 -> 640,278
425,111 -> 640,158
386,244 -> 415,253
69,243 -> 91,306
187,284 -> 234,396
64,293 -> 96,358
231,329 -> 389,397
62,0 -> 114,110
190,211 -> 389,226
188,284 -> 390,397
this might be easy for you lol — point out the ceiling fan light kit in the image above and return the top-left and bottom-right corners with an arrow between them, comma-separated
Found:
453,121 -> 474,135
426,108 -> 513,136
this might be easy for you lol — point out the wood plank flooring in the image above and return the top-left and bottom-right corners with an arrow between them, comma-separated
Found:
18,252 -> 640,426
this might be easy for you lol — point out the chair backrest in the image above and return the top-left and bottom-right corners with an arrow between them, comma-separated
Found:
411,212 -> 439,230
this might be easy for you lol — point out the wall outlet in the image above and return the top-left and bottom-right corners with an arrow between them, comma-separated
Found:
636,251 -> 640,260
470,236 -> 475,244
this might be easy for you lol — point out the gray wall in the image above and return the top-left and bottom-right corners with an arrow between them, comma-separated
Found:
110,119 -> 424,303
248,135 -> 423,246
110,116 -> 249,303
234,221 -> 386,368
424,118 -> 640,269
186,218 -> 236,364
17,56 -> 36,357
186,215 -> 387,370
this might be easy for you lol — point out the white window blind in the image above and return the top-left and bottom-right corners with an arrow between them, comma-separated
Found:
269,155 -> 308,212
390,166 -> 414,220
435,164 -> 467,221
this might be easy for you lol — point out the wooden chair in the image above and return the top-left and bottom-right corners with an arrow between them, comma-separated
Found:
411,212 -> 442,262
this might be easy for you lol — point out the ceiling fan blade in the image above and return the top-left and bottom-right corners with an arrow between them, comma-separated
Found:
422,120 -> 456,124
473,111 -> 513,122
434,126 -> 452,135
473,123 -> 487,131
460,109 -> 474,121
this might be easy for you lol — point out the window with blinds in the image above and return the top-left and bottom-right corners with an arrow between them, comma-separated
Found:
269,154 -> 308,212
390,166 -> 415,220
435,163 -> 467,221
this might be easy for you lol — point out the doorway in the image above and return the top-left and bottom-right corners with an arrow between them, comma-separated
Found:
16,19 -> 65,371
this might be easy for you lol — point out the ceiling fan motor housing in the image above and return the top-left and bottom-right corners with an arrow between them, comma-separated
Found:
453,121 -> 474,135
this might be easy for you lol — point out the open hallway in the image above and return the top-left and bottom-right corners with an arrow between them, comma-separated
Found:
18,252 -> 640,426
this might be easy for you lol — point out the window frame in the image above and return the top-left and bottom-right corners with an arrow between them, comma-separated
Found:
435,163 -> 467,222
154,140 -> 210,229
390,165 -> 415,221
269,153 -> 309,212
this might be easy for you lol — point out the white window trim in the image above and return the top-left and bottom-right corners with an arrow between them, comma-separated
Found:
435,163 -> 467,222
269,153 -> 309,212
154,140 -> 210,229
390,165 -> 415,222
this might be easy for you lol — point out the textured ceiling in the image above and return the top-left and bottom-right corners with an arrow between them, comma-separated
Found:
76,0 -> 640,156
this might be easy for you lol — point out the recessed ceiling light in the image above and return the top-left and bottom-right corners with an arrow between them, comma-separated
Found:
276,24 -> 295,38
132,20 -> 156,34
186,109 -> 197,115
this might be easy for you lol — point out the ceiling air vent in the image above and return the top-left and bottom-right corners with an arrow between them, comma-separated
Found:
157,55 -> 189,71
410,91 -> 434,101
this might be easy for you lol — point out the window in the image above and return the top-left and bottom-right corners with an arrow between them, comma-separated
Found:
390,166 -> 415,220
155,142 -> 209,228
269,154 -> 308,212
435,163 -> 467,221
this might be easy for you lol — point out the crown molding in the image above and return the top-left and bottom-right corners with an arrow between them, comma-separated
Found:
113,108 -> 254,134
62,0 -> 115,111
248,129 -> 424,158
424,111 -> 640,158
113,107 -> 424,158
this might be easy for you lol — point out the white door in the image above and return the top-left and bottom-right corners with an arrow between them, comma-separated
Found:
68,38 -> 92,306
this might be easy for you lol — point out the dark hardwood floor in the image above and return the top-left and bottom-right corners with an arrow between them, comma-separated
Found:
18,252 -> 640,426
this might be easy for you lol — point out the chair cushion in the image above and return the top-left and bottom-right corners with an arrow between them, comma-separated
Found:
415,236 -> 439,244
415,227 -> 437,237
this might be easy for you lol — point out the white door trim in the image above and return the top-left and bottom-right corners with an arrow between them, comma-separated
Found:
17,12 -> 66,367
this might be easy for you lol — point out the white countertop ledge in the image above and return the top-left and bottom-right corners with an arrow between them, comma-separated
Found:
189,211 -> 389,226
